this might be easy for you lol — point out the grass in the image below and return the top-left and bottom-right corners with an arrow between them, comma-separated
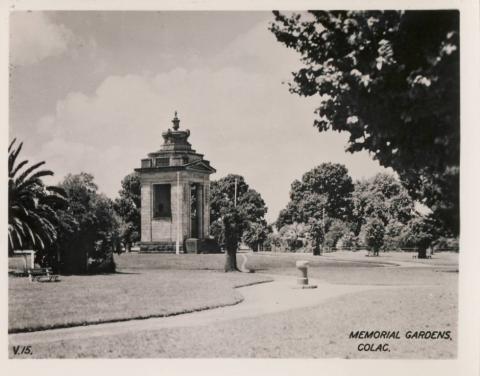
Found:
9,250 -> 458,358
244,251 -> 458,286
13,283 -> 457,358
114,253 -> 230,271
9,267 -> 272,333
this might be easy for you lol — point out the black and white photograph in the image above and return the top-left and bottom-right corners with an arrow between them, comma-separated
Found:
4,0 -> 479,374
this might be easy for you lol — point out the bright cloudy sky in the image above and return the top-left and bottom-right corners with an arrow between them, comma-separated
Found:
9,11 -> 391,223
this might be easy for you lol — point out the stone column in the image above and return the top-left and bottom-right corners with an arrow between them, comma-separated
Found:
196,184 -> 204,239
174,173 -> 183,254
183,183 -> 191,239
203,182 -> 210,238
140,183 -> 152,242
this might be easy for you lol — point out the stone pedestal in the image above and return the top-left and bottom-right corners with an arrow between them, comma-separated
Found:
294,260 -> 318,289
296,260 -> 309,285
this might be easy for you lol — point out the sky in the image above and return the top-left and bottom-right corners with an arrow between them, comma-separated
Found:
9,11 -> 391,223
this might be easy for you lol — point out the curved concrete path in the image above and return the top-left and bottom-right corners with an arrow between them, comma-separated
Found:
9,274 -> 390,346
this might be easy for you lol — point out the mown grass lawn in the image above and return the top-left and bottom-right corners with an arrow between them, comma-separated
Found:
9,264 -> 272,333
16,283 -> 457,358
244,251 -> 458,286
9,251 -> 458,358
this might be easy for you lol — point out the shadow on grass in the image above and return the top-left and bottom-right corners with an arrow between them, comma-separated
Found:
58,270 -> 141,277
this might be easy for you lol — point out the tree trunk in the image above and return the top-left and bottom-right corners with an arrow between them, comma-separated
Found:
224,248 -> 238,272
417,248 -> 427,259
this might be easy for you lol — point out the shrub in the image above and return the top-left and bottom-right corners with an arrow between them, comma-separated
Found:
400,216 -> 437,258
325,219 -> 351,248
278,223 -> 308,252
264,232 -> 281,252
431,236 -> 459,252
364,218 -> 385,256
337,231 -> 359,250
384,220 -> 405,250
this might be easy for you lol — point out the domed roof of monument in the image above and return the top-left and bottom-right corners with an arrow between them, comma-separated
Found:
136,111 -> 216,174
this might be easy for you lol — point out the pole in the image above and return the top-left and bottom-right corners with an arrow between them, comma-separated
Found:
176,171 -> 180,255
322,206 -> 326,254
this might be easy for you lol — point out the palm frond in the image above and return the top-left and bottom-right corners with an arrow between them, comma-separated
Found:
15,177 -> 44,195
8,139 -> 61,252
10,159 -> 29,179
8,138 -> 17,153
8,141 -> 23,174
15,161 -> 46,185
46,185 -> 67,197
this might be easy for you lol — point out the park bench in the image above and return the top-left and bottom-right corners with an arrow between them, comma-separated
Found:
28,268 -> 59,282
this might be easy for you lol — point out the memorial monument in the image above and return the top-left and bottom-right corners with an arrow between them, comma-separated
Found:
135,112 -> 219,253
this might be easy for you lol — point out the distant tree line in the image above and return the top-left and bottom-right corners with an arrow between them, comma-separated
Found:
268,162 -> 457,258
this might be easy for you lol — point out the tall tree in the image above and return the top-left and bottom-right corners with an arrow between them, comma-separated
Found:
210,174 -> 268,236
8,139 -> 66,256
242,221 -> 270,252
210,175 -> 266,223
114,172 -> 141,251
400,216 -> 438,259
219,206 -> 244,272
352,173 -> 414,234
364,218 -> 386,256
277,163 -> 354,228
210,174 -> 268,268
56,173 -> 118,273
270,10 -> 459,235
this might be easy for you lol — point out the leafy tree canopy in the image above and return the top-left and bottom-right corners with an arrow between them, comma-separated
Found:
242,221 -> 270,252
55,173 -> 119,273
210,174 -> 268,252
400,216 -> 438,252
277,163 -> 354,228
352,173 -> 414,233
114,172 -> 141,247
270,10 -> 459,236
210,174 -> 268,225
364,217 -> 386,254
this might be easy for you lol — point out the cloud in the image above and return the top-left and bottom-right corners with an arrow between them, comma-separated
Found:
25,16 -> 389,221
10,12 -> 75,66
33,64 -> 314,200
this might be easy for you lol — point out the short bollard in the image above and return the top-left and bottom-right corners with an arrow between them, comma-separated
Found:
294,260 -> 317,289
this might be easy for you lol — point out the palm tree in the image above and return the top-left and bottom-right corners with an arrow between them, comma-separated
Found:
8,139 -> 66,256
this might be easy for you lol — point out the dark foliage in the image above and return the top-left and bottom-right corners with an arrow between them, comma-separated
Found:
270,10 -> 459,236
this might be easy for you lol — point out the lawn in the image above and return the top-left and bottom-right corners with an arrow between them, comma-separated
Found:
9,266 -> 272,333
244,250 -> 458,286
12,283 -> 457,358
9,251 -> 458,358
114,252 -> 230,271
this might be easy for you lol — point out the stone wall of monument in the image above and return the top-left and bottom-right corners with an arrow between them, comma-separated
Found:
139,170 -> 213,248
140,183 -> 151,242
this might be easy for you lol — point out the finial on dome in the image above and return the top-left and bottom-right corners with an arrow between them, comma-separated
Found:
172,111 -> 180,130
